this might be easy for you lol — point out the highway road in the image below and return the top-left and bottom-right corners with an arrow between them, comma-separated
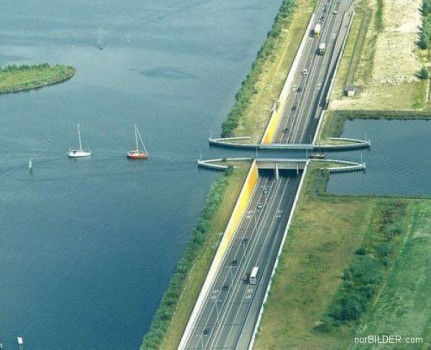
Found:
275,0 -> 353,143
182,0 -> 355,348
184,171 -> 301,349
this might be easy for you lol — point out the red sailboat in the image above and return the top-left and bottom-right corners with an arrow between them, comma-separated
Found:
127,124 -> 149,160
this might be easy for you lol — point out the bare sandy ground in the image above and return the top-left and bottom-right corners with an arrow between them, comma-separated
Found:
331,0 -> 422,109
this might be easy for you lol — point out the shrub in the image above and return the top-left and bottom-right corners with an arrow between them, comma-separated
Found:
355,247 -> 367,255
418,66 -> 430,79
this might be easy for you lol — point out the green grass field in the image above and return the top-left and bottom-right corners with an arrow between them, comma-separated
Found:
255,165 -> 431,349
351,200 -> 431,350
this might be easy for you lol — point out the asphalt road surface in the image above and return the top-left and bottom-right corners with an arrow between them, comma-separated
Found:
275,0 -> 353,143
184,171 -> 301,349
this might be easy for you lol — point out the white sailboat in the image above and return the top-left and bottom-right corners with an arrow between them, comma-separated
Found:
127,124 -> 149,159
68,124 -> 91,158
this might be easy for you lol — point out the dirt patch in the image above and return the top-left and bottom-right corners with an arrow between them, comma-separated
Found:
331,0 -> 423,110
371,0 -> 421,85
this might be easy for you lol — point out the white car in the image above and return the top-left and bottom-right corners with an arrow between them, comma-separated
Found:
302,68 -> 308,75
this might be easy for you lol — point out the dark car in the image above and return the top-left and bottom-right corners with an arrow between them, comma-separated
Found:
243,274 -> 249,282
203,328 -> 210,336
232,259 -> 238,266
242,237 -> 249,244
297,86 -> 302,93
283,128 -> 289,134
222,284 -> 229,291
291,105 -> 297,111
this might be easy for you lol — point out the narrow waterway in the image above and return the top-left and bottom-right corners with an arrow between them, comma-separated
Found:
327,119 -> 431,196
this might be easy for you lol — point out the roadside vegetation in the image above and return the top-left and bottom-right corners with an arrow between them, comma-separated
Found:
254,164 -> 431,349
140,167 -> 249,350
320,109 -> 431,140
321,201 -> 407,328
0,63 -> 75,93
221,0 -> 316,142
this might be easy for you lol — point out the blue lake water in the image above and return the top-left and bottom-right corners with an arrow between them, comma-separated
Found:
0,1 -> 284,349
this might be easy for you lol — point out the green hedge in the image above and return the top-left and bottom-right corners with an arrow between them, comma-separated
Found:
221,0 -> 298,137
140,171 -> 232,349
419,0 -> 431,49
325,110 -> 431,138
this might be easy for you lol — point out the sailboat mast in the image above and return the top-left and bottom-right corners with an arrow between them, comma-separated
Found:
77,124 -> 83,151
136,127 -> 147,153
134,124 -> 139,151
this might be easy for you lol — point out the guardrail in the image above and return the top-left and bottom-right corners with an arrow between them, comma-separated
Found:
209,137 -> 370,150
179,161 -> 259,349
261,13 -> 316,144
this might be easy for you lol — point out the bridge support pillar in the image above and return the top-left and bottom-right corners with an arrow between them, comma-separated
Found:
275,162 -> 279,180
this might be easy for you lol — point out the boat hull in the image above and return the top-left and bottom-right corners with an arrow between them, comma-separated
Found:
127,151 -> 148,159
68,149 -> 91,158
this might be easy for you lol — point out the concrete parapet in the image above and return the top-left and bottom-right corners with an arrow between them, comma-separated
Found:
261,13 -> 316,144
179,161 -> 259,349
209,137 -> 370,151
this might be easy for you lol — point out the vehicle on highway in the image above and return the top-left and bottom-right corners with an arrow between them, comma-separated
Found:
282,128 -> 289,134
291,105 -> 297,111
203,328 -> 210,336
296,86 -> 302,93
242,237 -> 249,244
242,273 -> 249,282
313,23 -> 321,37
301,68 -> 308,75
263,187 -> 269,194
250,266 -> 259,285
257,203 -> 263,210
309,153 -> 327,159
333,10 -> 338,14
232,259 -> 238,266
318,42 -> 326,55
222,284 -> 229,291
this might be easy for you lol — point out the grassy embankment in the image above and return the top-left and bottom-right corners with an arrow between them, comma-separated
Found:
222,0 -> 316,142
254,164 -> 431,349
0,63 -> 75,93
140,166 -> 249,350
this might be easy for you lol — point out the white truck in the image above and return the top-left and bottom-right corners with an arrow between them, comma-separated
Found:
314,23 -> 321,37
318,42 -> 326,55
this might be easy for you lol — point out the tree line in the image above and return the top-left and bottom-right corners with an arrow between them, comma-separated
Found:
0,63 -> 51,72
221,0 -> 297,137
140,169 -> 232,349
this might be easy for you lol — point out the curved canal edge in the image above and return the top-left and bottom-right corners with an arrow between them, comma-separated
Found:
0,63 -> 75,94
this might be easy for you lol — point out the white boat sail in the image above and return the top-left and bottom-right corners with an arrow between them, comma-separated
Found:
127,124 -> 149,159
68,124 -> 91,158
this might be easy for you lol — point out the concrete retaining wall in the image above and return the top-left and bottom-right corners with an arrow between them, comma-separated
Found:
261,13 -> 316,144
179,161 -> 259,349
248,161 -> 310,349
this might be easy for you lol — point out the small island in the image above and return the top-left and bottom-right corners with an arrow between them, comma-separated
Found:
0,63 -> 76,93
